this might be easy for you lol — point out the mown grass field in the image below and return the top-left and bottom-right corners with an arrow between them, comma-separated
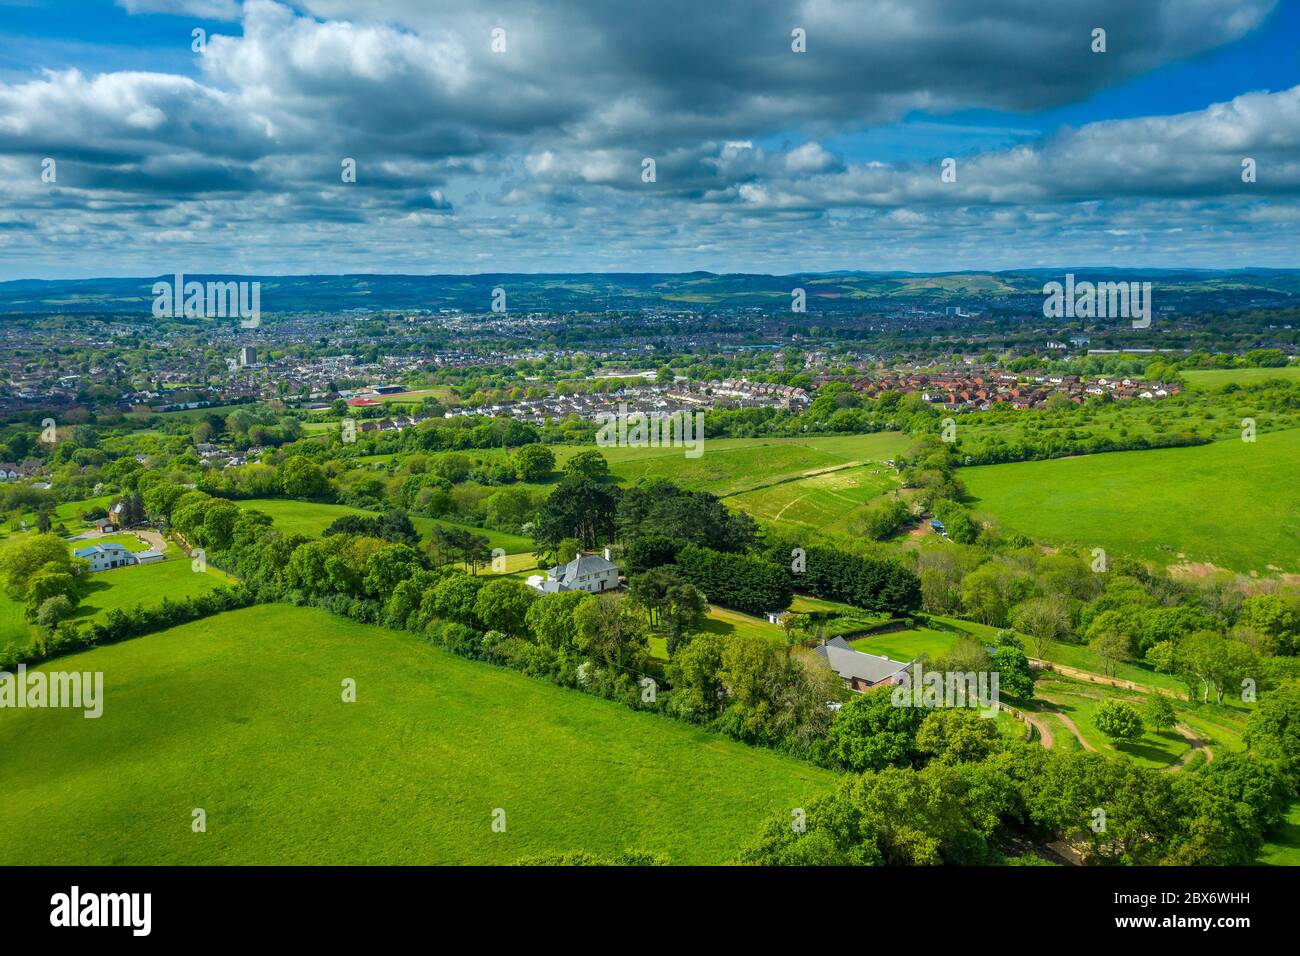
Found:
849,626 -> 960,662
1181,366 -> 1300,390
235,498 -> 533,554
71,548 -> 234,624
1032,676 -> 1192,770
550,432 -> 910,535
0,604 -> 836,864
70,533 -> 151,554
0,588 -> 28,655
235,498 -> 373,537
961,430 -> 1300,574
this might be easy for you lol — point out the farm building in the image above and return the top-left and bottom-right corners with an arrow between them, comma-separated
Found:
813,637 -> 913,693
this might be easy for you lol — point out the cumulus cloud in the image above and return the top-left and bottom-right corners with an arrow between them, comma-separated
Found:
0,0 -> 1294,275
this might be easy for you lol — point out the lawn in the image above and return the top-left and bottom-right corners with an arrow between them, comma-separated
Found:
1029,673 -> 1251,770
962,429 -> 1300,574
849,626 -> 961,662
69,533 -> 151,554
702,604 -> 786,643
1032,677 -> 1191,770
0,604 -> 836,864
71,549 -> 235,623
924,614 -> 1188,694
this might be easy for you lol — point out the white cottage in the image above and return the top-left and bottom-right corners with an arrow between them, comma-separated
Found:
527,550 -> 621,594
73,542 -> 135,572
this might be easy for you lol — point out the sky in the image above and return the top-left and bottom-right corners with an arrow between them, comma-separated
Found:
0,0 -> 1298,279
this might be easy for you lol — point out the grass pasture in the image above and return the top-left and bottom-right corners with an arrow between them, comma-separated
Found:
72,548 -> 234,624
1181,366 -> 1300,390
234,499 -> 534,553
0,604 -> 835,864
961,430 -> 1300,574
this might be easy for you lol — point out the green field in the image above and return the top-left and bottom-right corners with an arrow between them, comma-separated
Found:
0,605 -> 836,864
1182,366 -> 1300,390
70,533 -> 151,554
849,626 -> 960,662
1260,802 -> 1300,866
554,432 -> 910,535
72,550 -> 234,624
235,499 -> 534,554
1032,676 -> 1191,770
962,430 -> 1300,573
0,588 -> 29,655
235,498 -> 373,537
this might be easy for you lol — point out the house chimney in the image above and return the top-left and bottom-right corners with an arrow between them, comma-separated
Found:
603,547 -> 611,561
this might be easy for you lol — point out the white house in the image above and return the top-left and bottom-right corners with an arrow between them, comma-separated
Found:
527,550 -> 621,594
73,542 -> 136,572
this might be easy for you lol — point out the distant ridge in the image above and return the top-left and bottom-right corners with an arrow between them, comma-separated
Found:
1,269 -> 1296,314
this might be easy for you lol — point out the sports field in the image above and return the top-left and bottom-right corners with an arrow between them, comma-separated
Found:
961,430 -> 1300,573
0,605 -> 836,864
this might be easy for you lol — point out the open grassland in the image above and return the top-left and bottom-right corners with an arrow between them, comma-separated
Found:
1182,366 -> 1300,390
1032,674 -> 1249,770
727,465 -> 900,534
961,430 -> 1300,574
1260,803 -> 1300,866
0,605 -> 836,864
234,498 -> 372,537
551,431 -> 909,535
234,498 -> 534,553
0,588 -> 29,656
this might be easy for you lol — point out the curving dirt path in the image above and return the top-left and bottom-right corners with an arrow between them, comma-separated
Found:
998,702 -> 1054,748
1029,658 -> 1183,699
1169,723 -> 1214,771
1047,707 -> 1096,751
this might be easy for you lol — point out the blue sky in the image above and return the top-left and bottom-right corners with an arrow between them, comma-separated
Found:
0,0 -> 1297,277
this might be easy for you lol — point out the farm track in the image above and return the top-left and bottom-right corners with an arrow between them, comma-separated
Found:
1030,658 -> 1182,699
719,460 -> 863,500
1044,706 -> 1095,752
1169,724 -> 1214,771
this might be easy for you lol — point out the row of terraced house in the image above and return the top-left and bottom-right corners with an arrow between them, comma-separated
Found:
852,369 -> 1181,410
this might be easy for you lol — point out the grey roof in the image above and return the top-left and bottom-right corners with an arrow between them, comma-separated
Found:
548,552 -> 619,586
74,542 -> 130,558
814,636 -> 912,685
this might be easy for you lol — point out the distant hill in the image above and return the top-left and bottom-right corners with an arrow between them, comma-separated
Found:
1,269 -> 1297,315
